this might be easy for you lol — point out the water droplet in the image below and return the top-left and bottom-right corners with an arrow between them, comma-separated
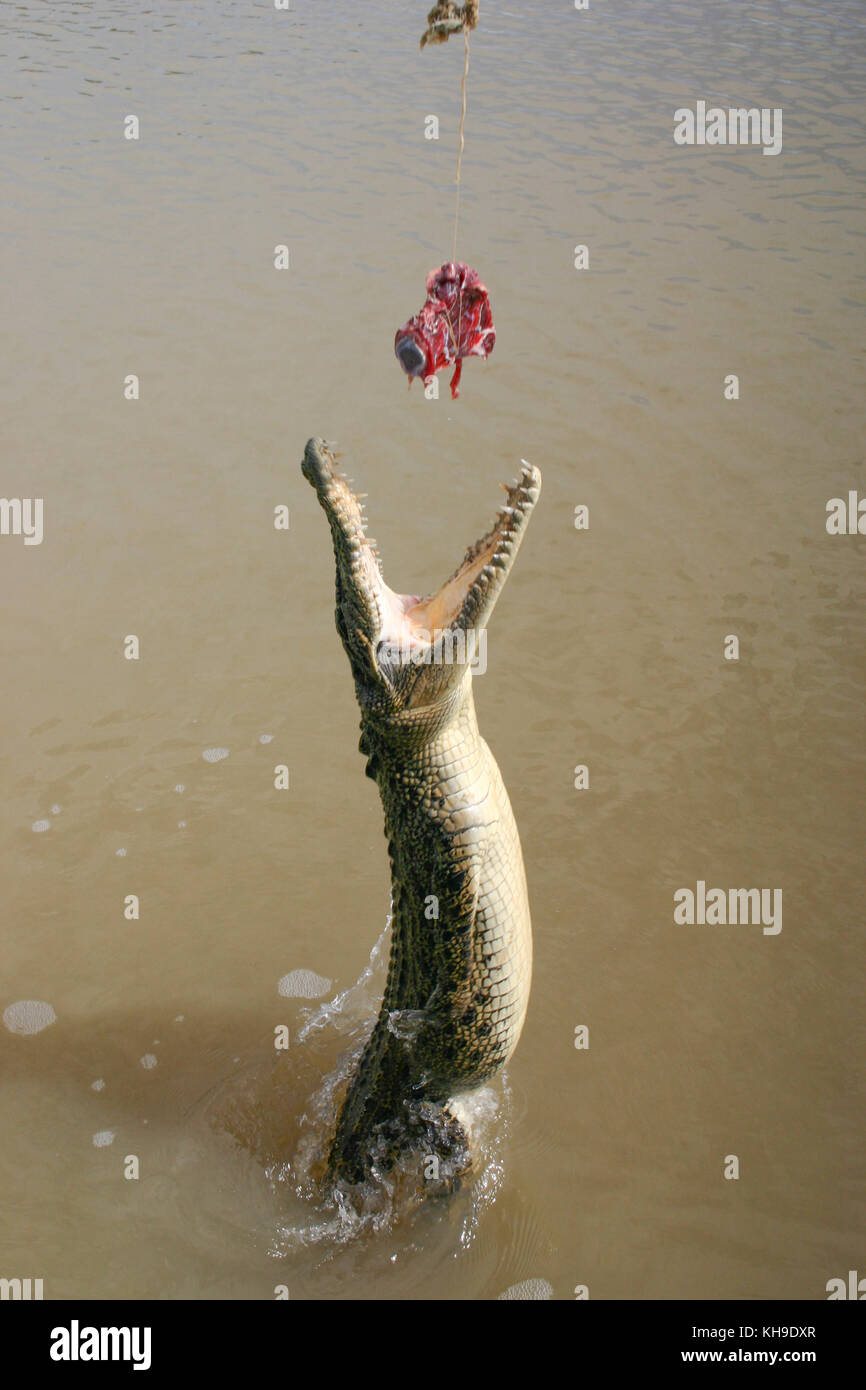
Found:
202,747 -> 229,763
278,969 -> 332,999
50,804 -> 62,815
91,1079 -> 105,1092
497,1278 -> 553,1301
174,784 -> 185,793
259,734 -> 274,744
140,1053 -> 158,1070
3,1000 -> 57,1034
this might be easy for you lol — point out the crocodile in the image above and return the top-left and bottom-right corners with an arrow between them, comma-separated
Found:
301,437 -> 541,1186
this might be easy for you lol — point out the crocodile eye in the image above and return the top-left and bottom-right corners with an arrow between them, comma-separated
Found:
396,337 -> 425,376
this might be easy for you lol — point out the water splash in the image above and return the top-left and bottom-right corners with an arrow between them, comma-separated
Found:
296,912 -> 392,1045
260,906 -> 510,1255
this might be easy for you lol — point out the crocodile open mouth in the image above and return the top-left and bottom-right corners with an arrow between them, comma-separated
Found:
302,437 -> 541,659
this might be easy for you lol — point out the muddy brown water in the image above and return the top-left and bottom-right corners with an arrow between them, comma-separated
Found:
1,0 -> 863,1299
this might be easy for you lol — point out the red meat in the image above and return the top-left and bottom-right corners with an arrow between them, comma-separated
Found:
395,262 -> 495,399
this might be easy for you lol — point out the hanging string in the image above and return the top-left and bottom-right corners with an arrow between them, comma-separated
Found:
451,27 -> 470,263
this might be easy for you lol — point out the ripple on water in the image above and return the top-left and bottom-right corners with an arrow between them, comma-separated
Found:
3,1000 -> 57,1034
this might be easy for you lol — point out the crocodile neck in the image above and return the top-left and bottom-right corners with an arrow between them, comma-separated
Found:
331,674 -> 532,1183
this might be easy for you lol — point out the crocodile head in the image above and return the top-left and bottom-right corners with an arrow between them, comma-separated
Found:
302,437 -> 541,722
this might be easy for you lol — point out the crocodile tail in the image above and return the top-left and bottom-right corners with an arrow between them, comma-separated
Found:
326,1014 -> 468,1188
326,1015 -> 417,1184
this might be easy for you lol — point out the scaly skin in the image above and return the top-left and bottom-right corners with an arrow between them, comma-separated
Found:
301,438 -> 540,1185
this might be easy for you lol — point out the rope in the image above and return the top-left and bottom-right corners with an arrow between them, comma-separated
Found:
451,26 -> 470,262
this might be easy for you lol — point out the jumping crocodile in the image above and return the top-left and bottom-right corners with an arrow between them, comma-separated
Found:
301,437 -> 541,1186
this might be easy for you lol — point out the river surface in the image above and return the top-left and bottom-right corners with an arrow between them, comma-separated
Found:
1,0 -> 864,1300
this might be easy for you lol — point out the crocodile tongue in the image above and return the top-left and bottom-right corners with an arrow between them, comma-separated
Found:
302,437 -> 541,678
